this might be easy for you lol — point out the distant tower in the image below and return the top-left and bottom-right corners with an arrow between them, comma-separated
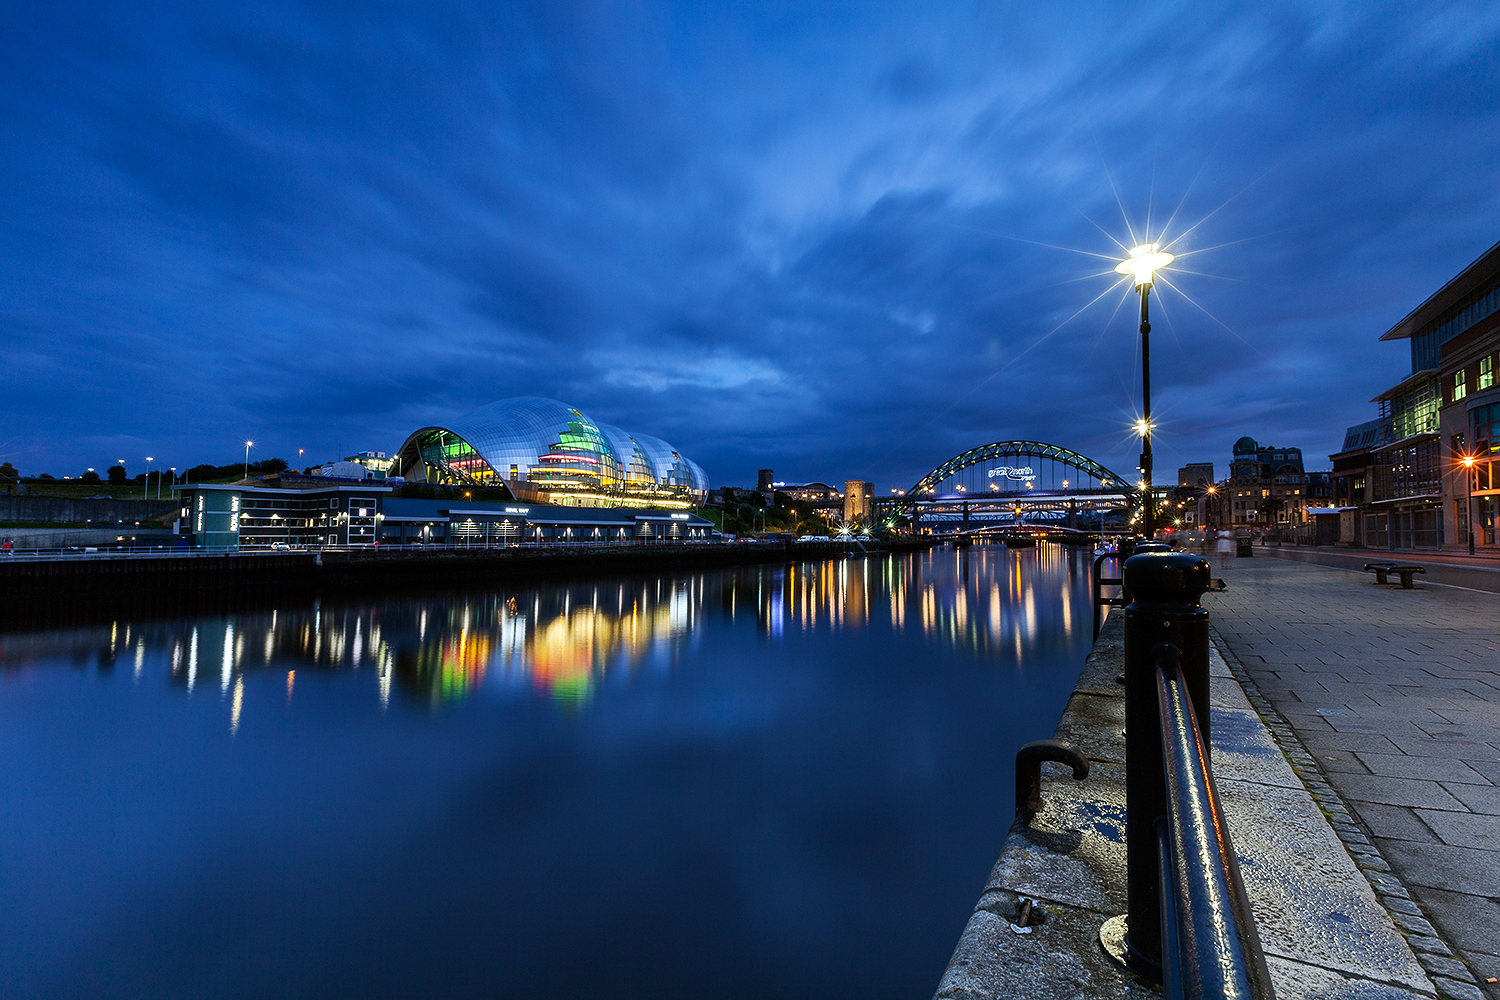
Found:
843,480 -> 874,523
757,469 -> 774,491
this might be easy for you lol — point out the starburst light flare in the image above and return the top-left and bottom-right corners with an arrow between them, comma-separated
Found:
1114,244 -> 1175,288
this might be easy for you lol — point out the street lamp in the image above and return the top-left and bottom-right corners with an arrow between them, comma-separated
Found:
1115,243 -> 1175,540
244,441 -> 253,481
145,457 -> 154,500
1461,455 -> 1477,556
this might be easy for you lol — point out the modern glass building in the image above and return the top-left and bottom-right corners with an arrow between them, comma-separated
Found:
393,397 -> 709,508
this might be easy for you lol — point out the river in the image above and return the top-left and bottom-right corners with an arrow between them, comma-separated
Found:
0,544 -> 1099,999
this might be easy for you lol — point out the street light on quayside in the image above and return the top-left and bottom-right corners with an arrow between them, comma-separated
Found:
1461,455 -> 1477,556
1114,243 -> 1175,540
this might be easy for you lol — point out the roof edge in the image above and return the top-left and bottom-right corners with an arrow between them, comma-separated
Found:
1379,238 -> 1500,341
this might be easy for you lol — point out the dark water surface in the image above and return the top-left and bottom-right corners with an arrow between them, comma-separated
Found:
1,546 -> 1097,999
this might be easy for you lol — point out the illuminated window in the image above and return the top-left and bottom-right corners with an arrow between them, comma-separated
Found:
1454,369 -> 1468,401
1480,356 -> 1494,391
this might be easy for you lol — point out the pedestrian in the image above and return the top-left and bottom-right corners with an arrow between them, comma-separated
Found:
0,537 -> 12,555
1216,529 -> 1234,570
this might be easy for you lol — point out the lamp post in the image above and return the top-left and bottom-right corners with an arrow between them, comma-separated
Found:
1461,455 -> 1476,556
145,457 -> 154,500
1115,244 -> 1175,540
244,441 -> 253,481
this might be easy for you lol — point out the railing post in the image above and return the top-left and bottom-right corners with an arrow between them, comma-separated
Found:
1120,548 -> 1211,981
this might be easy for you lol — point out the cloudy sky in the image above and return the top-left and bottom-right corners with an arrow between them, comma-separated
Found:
3,1 -> 1498,489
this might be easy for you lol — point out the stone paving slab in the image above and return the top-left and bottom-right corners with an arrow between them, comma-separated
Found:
1205,554 -> 1500,999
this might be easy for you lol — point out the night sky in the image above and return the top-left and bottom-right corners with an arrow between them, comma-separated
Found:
3,2 -> 1498,490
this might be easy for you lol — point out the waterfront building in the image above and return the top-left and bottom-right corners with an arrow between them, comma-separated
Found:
177,479 -> 713,550
180,480 -> 393,549
1225,438 -> 1311,526
773,481 -> 842,503
1337,238 -> 1499,551
310,450 -> 395,481
1177,462 -> 1214,488
391,397 -> 709,509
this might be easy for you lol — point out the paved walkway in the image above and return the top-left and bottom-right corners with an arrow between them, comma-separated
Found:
1205,554 -> 1500,999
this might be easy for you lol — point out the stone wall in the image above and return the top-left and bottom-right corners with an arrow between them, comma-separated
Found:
0,496 -> 180,524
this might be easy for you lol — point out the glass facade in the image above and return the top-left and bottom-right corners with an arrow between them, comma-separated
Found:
395,397 -> 709,508
1410,275 -> 1500,372
1475,402 -> 1500,455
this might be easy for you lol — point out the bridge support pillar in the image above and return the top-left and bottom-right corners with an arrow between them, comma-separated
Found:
1069,500 -> 1077,531
961,502 -> 970,532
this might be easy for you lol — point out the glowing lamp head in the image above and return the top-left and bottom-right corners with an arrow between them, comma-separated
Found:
1115,243 -> 1175,287
1461,456 -> 1476,468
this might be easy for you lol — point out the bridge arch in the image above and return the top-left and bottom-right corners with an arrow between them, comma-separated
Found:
906,441 -> 1136,500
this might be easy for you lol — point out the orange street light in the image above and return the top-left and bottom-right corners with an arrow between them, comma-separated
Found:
1461,454 -> 1478,555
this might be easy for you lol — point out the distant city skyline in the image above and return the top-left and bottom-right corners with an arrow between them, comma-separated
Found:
3,2 -> 1498,490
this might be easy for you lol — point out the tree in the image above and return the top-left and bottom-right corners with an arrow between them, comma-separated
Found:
81,470 -> 101,484
107,465 -> 127,484
1255,496 -> 1285,523
0,462 -> 17,483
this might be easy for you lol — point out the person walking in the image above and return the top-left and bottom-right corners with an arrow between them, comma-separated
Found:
1215,528 -> 1234,569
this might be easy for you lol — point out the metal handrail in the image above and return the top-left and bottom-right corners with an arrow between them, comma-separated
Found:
1152,642 -> 1274,1000
1092,552 -> 1124,640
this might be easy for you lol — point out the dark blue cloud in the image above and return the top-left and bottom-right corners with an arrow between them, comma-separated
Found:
1,0 -> 1497,489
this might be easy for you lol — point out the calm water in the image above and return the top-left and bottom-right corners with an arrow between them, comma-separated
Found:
1,546 -> 1097,999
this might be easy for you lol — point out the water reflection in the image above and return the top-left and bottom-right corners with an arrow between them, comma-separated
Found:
0,544 -> 1101,1000
0,545 -> 1093,722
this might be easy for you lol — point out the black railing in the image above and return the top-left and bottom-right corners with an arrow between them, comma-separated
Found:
1121,550 -> 1273,999
1153,643 -> 1274,1000
1092,552 -> 1124,640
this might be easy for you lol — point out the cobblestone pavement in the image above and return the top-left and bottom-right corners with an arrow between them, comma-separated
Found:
1204,554 -> 1500,1000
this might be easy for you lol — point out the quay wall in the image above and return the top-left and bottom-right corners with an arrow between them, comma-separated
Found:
0,539 -> 936,624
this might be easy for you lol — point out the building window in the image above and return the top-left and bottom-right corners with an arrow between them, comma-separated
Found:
1454,369 -> 1467,402
1481,356 -> 1495,392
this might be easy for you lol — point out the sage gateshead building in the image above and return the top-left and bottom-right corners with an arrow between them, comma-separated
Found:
392,397 -> 709,509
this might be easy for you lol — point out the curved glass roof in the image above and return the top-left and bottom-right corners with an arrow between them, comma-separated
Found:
394,397 -> 707,507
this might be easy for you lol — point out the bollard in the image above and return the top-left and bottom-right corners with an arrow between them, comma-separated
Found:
1120,548 -> 1212,982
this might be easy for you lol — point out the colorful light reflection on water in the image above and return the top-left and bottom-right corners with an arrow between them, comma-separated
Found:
0,546 -> 1102,999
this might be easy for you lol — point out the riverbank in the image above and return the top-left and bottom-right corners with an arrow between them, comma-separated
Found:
0,538 -> 939,625
933,610 -> 1438,999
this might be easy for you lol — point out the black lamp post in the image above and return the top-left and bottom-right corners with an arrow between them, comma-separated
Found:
1115,244 -> 1175,540
1462,455 -> 1476,555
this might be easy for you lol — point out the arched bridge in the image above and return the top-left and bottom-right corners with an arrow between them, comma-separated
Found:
886,441 -> 1140,532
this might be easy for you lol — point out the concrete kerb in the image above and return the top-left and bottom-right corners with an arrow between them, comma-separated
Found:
933,612 -> 1439,1000
1211,625 -> 1489,1000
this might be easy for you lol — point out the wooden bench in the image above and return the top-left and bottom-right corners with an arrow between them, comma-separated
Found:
1363,562 -> 1426,589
